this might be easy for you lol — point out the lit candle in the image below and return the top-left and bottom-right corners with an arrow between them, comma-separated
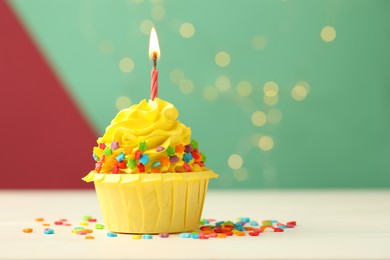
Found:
149,27 -> 160,101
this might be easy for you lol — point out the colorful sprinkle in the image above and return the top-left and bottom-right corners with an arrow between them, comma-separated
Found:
110,141 -> 119,150
93,153 -> 99,161
85,236 -> 95,240
135,150 -> 142,160
116,153 -> 125,162
179,232 -> 191,238
175,144 -> 184,153
156,146 -> 165,152
183,152 -> 193,163
137,163 -> 145,172
35,217 -> 44,222
22,228 -> 33,233
139,154 -> 150,165
191,139 -> 199,149
184,144 -> 193,153
165,146 -> 175,156
95,224 -> 104,229
107,232 -> 117,237
103,147 -> 112,156
159,233 -> 169,238
169,155 -> 180,163
99,143 -> 106,150
132,235 -> 142,239
139,141 -> 147,152
152,161 -> 161,167
142,234 -> 153,239
127,159 -> 137,169
44,228 -> 54,235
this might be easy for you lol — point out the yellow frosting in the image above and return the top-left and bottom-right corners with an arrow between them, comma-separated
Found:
91,98 -> 205,173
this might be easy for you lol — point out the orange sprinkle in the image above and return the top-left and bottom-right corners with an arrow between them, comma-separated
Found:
175,144 -> 184,153
22,228 -> 33,233
151,168 -> 161,173
217,233 -> 227,238
235,231 -> 245,236
244,227 -> 255,231
160,156 -> 170,167
84,236 -> 95,240
42,223 -> 50,226
35,218 -> 44,222
84,229 -> 93,233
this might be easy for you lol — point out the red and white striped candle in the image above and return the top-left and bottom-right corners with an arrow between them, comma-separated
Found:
149,27 -> 160,101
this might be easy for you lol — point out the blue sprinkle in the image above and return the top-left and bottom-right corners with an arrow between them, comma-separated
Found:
139,154 -> 150,165
249,220 -> 259,226
179,232 -> 191,238
215,221 -> 224,227
278,225 -> 287,229
272,220 -> 278,224
240,217 -> 250,223
142,234 -> 153,239
152,161 -> 161,167
92,153 -> 99,162
44,229 -> 54,234
235,225 -> 244,231
107,232 -> 118,237
191,233 -> 199,239
116,153 -> 125,162
183,153 -> 193,163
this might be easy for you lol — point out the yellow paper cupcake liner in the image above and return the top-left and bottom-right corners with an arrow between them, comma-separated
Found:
83,170 -> 218,234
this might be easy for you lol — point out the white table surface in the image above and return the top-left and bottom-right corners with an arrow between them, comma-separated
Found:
1,189 -> 389,259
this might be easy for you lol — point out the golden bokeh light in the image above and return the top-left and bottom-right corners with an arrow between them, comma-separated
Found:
152,5 -> 165,20
291,81 -> 310,101
252,35 -> 267,50
264,94 -> 279,106
258,136 -> 274,151
267,108 -> 282,124
99,40 -> 114,55
170,69 -> 185,84
233,168 -> 249,182
179,79 -> 194,94
236,81 -> 253,96
215,51 -> 231,67
251,111 -> 267,126
321,26 -> 336,42
180,23 -> 195,38
119,57 -> 134,73
203,85 -> 218,101
215,75 -> 231,92
228,154 -> 243,169
140,20 -> 154,35
115,96 -> 132,110
263,81 -> 279,97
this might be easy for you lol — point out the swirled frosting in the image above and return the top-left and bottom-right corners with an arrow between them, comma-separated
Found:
91,98 -> 206,173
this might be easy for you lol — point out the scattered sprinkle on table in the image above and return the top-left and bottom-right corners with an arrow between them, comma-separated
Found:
23,216 -> 296,241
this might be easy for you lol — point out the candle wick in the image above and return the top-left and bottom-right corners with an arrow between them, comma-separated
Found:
152,55 -> 157,69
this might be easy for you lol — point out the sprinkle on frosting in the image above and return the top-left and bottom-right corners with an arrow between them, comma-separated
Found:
89,98 -> 207,174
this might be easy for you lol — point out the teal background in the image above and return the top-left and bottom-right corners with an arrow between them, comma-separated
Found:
10,0 -> 390,188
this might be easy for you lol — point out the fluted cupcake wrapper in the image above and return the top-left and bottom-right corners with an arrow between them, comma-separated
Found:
83,170 -> 218,234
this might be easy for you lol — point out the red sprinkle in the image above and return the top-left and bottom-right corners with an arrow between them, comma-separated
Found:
54,221 -> 63,225
135,150 -> 142,160
249,231 -> 260,236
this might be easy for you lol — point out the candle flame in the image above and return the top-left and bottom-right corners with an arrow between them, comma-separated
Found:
149,27 -> 160,60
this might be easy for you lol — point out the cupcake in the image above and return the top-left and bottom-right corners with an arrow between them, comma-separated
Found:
83,98 -> 218,234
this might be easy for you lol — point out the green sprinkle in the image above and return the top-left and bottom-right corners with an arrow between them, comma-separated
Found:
139,141 -> 147,152
83,216 -> 92,221
127,159 -> 137,169
104,147 -> 112,156
165,146 -> 175,156
95,224 -> 105,229
202,153 -> 207,163
191,139 -> 199,149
